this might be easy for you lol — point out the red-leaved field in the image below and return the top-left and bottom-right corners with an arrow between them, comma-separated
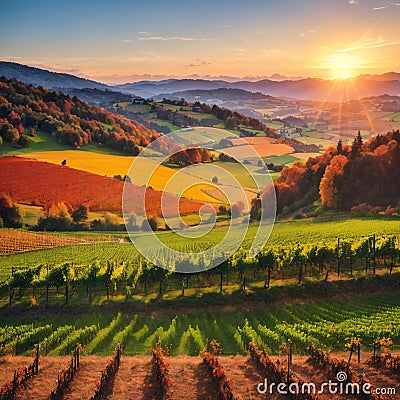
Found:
0,156 -> 204,216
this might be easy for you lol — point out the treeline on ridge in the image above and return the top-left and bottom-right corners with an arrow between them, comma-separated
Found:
266,130 -> 400,214
0,77 -> 158,153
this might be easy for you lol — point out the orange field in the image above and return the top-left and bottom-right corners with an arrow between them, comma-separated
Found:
0,229 -> 120,255
0,156 -> 204,216
226,137 -> 294,158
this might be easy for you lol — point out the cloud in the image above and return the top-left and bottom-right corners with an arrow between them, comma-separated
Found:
120,39 -> 135,43
138,31 -> 151,35
0,56 -> 21,62
349,0 -> 358,4
139,36 -> 210,41
338,35 -> 400,52
56,57 -> 95,63
27,63 -> 87,75
373,6 -> 387,9
300,30 -> 317,36
226,48 -> 247,56
187,59 -> 211,67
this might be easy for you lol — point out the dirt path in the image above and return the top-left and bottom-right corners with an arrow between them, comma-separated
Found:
108,356 -> 159,400
19,356 -> 69,400
62,356 -> 105,400
282,355 -> 333,400
167,356 -> 220,400
287,354 -> 399,400
220,355 -> 269,400
0,356 -> 33,386
350,359 -> 399,399
1,354 -> 398,400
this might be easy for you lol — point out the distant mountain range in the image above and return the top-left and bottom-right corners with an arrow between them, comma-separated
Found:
118,76 -> 400,102
1,62 -> 400,102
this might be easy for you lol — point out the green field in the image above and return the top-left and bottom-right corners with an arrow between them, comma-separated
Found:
303,130 -> 324,139
182,161 -> 268,190
1,216 -> 400,358
171,127 -> 235,145
2,129 -> 130,157
124,103 -> 152,112
382,111 -> 400,122
1,290 -> 399,356
152,119 -> 180,131
1,130 -> 65,155
263,154 -> 299,165
183,111 -> 221,122
296,135 -> 334,147
1,216 -> 400,280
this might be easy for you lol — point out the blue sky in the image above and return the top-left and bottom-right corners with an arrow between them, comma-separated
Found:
1,0 -> 399,82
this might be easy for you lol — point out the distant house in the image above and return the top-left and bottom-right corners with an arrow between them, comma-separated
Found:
277,128 -> 290,138
192,105 -> 202,113
132,98 -> 146,104
317,124 -> 329,131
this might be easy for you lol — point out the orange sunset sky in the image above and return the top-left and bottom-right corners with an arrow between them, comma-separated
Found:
1,0 -> 399,83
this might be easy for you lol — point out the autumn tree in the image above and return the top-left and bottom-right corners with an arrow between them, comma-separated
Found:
170,148 -> 211,166
0,193 -> 23,228
230,201 -> 245,218
319,154 -> 348,208
36,202 -> 72,231
249,196 -> 261,221
0,76 -> 159,154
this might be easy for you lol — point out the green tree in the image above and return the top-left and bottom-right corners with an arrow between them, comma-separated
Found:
257,250 -> 275,288
71,205 -> 88,223
142,216 -> 159,231
337,138 -> 343,154
125,212 -> 139,231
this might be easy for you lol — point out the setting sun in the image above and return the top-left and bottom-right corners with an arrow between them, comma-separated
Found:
340,70 -> 351,80
322,53 -> 364,80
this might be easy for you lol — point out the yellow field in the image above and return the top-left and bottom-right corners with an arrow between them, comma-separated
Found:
291,152 -> 321,162
25,150 -> 135,178
23,151 -> 225,204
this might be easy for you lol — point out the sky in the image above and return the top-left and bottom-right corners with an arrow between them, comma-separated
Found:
1,0 -> 399,83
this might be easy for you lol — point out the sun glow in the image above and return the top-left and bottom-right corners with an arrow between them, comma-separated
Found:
322,53 -> 364,80
340,70 -> 351,80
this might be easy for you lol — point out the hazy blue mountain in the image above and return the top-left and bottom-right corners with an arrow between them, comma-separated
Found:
2,62 -> 399,102
115,76 -> 400,101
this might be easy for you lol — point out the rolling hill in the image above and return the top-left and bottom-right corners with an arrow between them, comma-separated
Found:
2,62 -> 400,103
0,62 -> 111,90
0,76 -> 158,154
0,156 -> 204,216
162,88 -> 274,102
